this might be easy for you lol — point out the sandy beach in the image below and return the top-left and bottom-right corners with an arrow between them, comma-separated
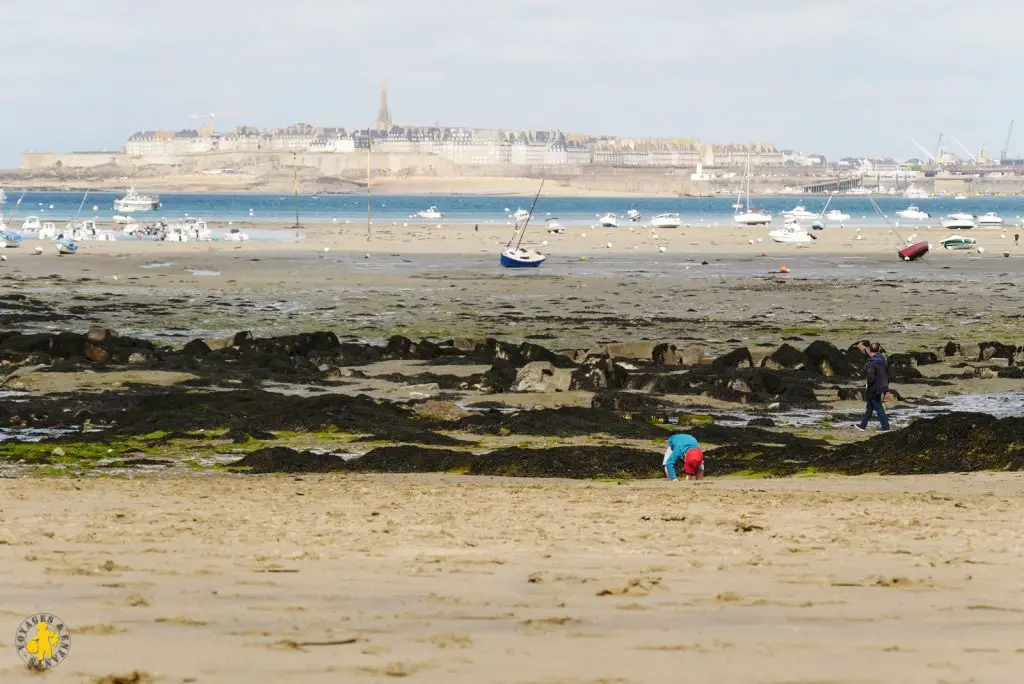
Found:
1,473 -> 1022,683
1,215 -> 1022,683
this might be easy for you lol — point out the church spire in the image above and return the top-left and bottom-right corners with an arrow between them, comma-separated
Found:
375,82 -> 392,132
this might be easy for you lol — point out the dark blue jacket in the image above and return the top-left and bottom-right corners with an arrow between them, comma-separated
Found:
865,354 -> 889,398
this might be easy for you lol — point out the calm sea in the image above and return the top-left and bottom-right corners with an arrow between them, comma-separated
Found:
4,191 -> 1024,228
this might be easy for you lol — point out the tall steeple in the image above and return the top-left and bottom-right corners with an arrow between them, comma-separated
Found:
374,82 -> 392,132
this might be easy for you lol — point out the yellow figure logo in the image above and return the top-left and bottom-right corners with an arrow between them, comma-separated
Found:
14,614 -> 70,669
26,622 -> 60,661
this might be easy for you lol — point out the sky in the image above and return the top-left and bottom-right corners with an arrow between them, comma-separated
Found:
1,0 -> 1022,166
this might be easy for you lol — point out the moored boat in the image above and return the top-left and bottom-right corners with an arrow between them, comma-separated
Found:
940,235 -> 976,250
940,213 -> 975,230
21,216 -> 41,231
501,180 -> 547,268
113,186 -> 161,212
977,212 -> 1003,226
898,241 -> 929,261
895,205 -> 930,220
598,213 -> 619,228
650,213 -> 681,229
416,206 -> 443,220
56,238 -> 78,255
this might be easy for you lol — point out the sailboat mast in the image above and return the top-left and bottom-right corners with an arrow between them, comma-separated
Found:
513,179 -> 545,250
745,155 -> 751,212
366,133 -> 373,241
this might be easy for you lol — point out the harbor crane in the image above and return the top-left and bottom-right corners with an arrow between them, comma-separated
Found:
1001,119 -> 1014,162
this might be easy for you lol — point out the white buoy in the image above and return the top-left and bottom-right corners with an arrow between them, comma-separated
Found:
658,246 -> 667,253
757,238 -> 763,243
323,247 -> 330,253
404,223 -> 408,227
33,247 -> 42,255
748,239 -> 755,244
92,205 -> 98,211
364,253 -> 370,259
581,232 -> 587,238
541,240 -> 548,246
332,218 -> 338,223
978,246 -> 985,254
48,204 -> 54,209
605,242 -> 612,248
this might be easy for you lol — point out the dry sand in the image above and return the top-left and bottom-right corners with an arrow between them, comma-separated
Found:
1,473 -> 1022,683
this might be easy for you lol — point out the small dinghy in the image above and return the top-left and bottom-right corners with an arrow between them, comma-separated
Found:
898,241 -> 929,261
545,217 -> 565,234
939,235 -> 976,250
56,238 -> 78,255
501,180 -> 547,268
0,230 -> 24,248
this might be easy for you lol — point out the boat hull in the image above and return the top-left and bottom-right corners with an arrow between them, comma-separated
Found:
500,253 -> 545,268
56,240 -> 78,255
898,242 -> 929,261
1,231 -> 23,248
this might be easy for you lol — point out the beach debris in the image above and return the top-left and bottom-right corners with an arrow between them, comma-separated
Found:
748,239 -> 754,244
700,260 -> 709,265
33,247 -> 42,255
1005,251 -> 1010,258
364,253 -> 370,259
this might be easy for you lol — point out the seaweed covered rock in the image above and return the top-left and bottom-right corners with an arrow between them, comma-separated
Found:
761,343 -> 810,371
805,340 -> 857,377
232,447 -> 347,473
818,413 -> 1024,475
453,406 -> 666,439
570,355 -> 628,391
712,347 -> 754,370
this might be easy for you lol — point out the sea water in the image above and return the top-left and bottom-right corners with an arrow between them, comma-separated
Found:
13,191 -> 1024,228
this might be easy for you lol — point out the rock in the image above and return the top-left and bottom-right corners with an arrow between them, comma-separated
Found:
83,341 -> 111,364
513,361 -> 573,393
652,343 -> 702,367
404,383 -> 440,399
712,348 -> 754,370
569,355 -> 628,391
591,391 -> 670,414
182,339 -> 212,357
86,327 -> 118,343
837,388 -> 865,401
760,343 -> 810,371
602,342 -> 655,360
747,417 -> 776,427
998,366 -> 1024,379
974,367 -> 999,380
481,360 -> 517,392
806,341 -> 858,377
127,351 -> 156,365
943,340 -> 960,357
204,336 -> 235,352
232,331 -> 254,348
979,341 -> 1024,365
452,337 -> 485,352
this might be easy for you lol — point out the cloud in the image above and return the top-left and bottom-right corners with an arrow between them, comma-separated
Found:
0,0 -> 1020,165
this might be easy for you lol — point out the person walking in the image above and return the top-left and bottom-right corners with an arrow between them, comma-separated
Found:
855,342 -> 890,431
662,431 -> 705,481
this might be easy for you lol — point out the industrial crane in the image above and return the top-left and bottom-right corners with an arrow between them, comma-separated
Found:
1001,119 -> 1014,162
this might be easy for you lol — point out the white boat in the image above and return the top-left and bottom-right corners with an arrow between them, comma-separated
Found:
733,155 -> 772,226
940,235 -> 976,250
903,185 -> 930,199
545,217 -> 564,234
66,220 -> 99,241
626,208 -> 641,222
113,186 -> 161,213
112,215 -> 132,224
56,238 -> 78,255
781,204 -> 818,219
416,206 -> 443,220
37,222 -> 58,240
940,213 -> 976,230
511,208 -> 530,222
500,246 -> 546,267
0,219 -> 23,248
977,212 -> 1003,226
650,213 -> 681,229
0,189 -> 5,205
954,194 -> 967,201
598,213 -> 619,228
769,224 -> 814,244
845,187 -> 872,195
825,209 -> 851,222
95,230 -> 117,241
895,205 -> 931,220
224,228 -> 249,242
21,216 -> 41,231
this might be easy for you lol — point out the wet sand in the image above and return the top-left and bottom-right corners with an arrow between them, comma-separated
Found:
1,473 -> 1022,683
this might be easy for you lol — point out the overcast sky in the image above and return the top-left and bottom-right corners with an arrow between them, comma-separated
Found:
1,0 -> 1021,166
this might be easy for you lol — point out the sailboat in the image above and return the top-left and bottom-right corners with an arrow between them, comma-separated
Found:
501,181 -> 547,268
0,190 -> 26,247
733,156 -> 772,225
869,195 -> 929,261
